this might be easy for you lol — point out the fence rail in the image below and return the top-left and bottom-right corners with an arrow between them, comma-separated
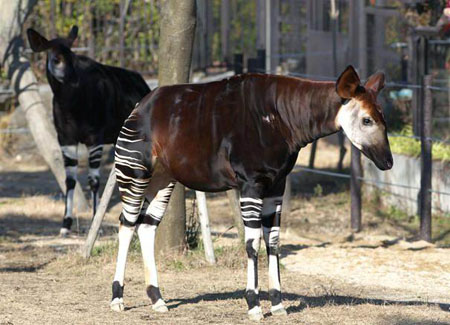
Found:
294,166 -> 450,196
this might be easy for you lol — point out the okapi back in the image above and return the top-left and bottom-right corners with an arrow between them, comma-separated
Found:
132,74 -> 341,193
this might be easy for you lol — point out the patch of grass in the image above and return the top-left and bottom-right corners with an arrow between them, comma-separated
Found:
368,196 -> 450,246
389,125 -> 450,162
313,184 -> 323,197
169,259 -> 185,271
91,241 -> 117,258
0,236 -> 12,243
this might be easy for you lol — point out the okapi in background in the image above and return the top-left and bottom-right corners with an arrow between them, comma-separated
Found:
27,26 -> 150,236
110,66 -> 393,320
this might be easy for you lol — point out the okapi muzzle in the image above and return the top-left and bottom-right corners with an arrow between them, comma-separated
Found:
335,66 -> 393,171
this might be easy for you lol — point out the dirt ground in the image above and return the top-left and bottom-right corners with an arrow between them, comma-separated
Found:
0,141 -> 449,325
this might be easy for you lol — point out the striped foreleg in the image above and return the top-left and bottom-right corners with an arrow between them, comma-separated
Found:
240,196 -> 264,321
60,145 -> 78,236
262,197 -> 287,316
87,144 -> 103,216
138,182 -> 175,313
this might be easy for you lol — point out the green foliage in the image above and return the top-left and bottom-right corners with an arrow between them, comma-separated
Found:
313,184 -> 323,197
91,241 -> 117,257
91,235 -> 140,258
30,0 -> 161,76
389,125 -> 450,162
230,0 -> 256,55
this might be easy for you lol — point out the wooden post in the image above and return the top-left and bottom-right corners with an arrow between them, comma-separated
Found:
256,0 -> 266,50
419,75 -> 432,242
265,0 -> 271,73
281,176 -> 291,220
234,53 -> 243,75
226,189 -> 244,241
49,0 -> 56,37
412,35 -> 429,136
87,2 -> 95,59
357,0 -> 367,79
350,144 -> 362,232
270,0 -> 280,70
155,0 -> 196,255
195,191 -> 216,264
83,168 -> 116,258
351,1 -> 365,232
331,0 -> 346,171
220,0 -> 231,66
118,0 -> 131,67
308,141 -> 318,168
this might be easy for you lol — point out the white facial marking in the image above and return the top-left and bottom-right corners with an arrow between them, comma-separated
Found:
336,99 -> 384,150
48,55 -> 65,82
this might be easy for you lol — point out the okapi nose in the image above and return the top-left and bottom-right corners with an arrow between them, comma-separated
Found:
385,156 -> 393,169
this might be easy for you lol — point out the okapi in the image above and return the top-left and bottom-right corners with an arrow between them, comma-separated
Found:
27,26 -> 150,236
110,66 -> 393,320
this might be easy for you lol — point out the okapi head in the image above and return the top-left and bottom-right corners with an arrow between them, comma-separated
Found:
335,66 -> 393,170
27,26 -> 79,85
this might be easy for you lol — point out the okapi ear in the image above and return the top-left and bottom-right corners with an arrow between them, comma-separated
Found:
67,25 -> 78,46
365,71 -> 385,95
27,28 -> 50,52
336,65 -> 364,99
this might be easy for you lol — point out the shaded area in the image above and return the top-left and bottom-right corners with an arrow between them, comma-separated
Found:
0,213 -> 63,239
165,289 -> 450,314
0,164 -> 120,205
290,167 -> 350,197
0,260 -> 52,273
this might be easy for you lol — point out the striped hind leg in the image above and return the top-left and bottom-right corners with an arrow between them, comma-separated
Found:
111,123 -> 151,312
110,172 -> 149,311
262,196 -> 287,316
137,182 -> 175,312
110,222 -> 135,312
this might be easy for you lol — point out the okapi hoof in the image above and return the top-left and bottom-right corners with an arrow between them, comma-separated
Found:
270,304 -> 287,316
59,228 -> 70,237
110,298 -> 125,312
247,306 -> 263,322
152,299 -> 168,313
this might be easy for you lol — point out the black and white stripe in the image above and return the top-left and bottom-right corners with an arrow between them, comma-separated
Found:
88,144 -> 103,169
240,197 -> 263,229
140,183 -> 175,225
115,118 -> 151,225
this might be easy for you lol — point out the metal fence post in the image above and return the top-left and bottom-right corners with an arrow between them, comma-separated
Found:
419,75 -> 432,242
350,145 -> 362,232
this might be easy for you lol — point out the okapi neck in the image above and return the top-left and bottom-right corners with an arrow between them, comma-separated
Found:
277,79 -> 342,149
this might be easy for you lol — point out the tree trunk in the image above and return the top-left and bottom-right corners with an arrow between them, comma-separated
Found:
0,0 -> 89,213
155,0 -> 196,255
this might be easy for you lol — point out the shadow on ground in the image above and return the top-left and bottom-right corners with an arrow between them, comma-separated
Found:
0,212 -> 119,240
162,289 -> 450,314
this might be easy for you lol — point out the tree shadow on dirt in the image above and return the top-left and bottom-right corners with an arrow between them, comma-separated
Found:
164,289 -> 450,314
0,165 -> 120,204
0,260 -> 53,273
0,212 -> 119,241
0,170 -> 61,198
0,213 -> 63,239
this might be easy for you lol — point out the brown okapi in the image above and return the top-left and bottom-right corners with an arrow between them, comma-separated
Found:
110,66 -> 393,320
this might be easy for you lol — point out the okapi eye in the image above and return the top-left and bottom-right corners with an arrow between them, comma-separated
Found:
362,117 -> 372,126
53,57 -> 61,65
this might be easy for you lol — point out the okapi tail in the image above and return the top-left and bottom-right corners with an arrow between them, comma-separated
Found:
114,109 -> 152,226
